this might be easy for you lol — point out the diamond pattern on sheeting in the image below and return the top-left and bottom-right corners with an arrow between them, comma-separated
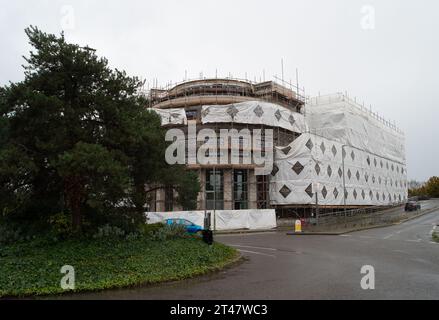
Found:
254,105 -> 264,118
320,142 -> 326,154
315,163 -> 321,175
271,164 -> 279,176
327,165 -> 332,177
305,184 -> 314,198
279,185 -> 292,198
201,107 -> 210,118
288,114 -> 295,126
292,161 -> 305,175
321,186 -> 328,199
227,105 -> 239,119
338,168 -> 343,178
333,187 -> 339,199
282,146 -> 292,155
306,139 -> 314,151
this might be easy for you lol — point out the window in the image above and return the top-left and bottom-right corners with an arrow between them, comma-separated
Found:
205,169 -> 224,210
186,110 -> 198,120
233,169 -> 248,210
256,175 -> 269,209
165,186 -> 174,212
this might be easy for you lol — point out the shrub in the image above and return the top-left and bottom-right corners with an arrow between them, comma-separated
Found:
93,224 -> 126,239
150,223 -> 187,241
140,223 -> 165,236
0,224 -> 27,245
47,212 -> 72,239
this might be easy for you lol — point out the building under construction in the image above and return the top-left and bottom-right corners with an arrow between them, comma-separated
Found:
147,77 -> 408,217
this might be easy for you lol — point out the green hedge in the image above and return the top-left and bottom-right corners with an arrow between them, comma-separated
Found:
0,237 -> 238,297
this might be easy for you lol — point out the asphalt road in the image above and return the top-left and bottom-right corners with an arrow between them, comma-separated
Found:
58,200 -> 439,300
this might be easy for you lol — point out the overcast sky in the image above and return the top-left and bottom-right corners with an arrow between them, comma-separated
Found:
1,0 -> 437,181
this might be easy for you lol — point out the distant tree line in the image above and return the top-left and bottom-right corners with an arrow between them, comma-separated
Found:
408,176 -> 439,199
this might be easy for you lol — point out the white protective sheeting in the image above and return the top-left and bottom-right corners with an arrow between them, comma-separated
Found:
147,211 -> 205,227
270,132 -> 408,206
146,209 -> 276,231
152,108 -> 187,126
201,101 -> 307,134
306,94 -> 405,163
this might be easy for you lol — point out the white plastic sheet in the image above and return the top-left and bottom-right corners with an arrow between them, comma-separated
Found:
269,94 -> 408,206
152,108 -> 187,126
147,211 -> 205,227
270,132 -> 408,206
306,94 -> 405,163
146,209 -> 277,231
201,101 -> 307,134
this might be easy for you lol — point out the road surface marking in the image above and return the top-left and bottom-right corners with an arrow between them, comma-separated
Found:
237,249 -> 276,258
383,234 -> 394,239
232,244 -> 277,251
339,234 -> 352,237
216,232 -> 277,237
406,239 -> 422,243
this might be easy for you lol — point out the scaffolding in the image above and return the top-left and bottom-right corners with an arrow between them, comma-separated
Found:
146,77 -> 406,219
147,76 -> 306,113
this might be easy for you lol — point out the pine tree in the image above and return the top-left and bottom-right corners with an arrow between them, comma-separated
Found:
0,26 -> 199,233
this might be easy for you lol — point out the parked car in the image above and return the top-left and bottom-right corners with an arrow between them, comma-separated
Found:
405,201 -> 421,212
164,218 -> 203,234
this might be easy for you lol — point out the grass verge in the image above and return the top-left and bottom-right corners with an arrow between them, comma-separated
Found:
0,236 -> 238,298
433,231 -> 439,243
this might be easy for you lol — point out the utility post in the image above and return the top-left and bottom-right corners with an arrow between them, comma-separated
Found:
203,211 -> 213,245
213,166 -> 217,232
315,190 -> 319,225
342,145 -> 347,220
313,182 -> 320,225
